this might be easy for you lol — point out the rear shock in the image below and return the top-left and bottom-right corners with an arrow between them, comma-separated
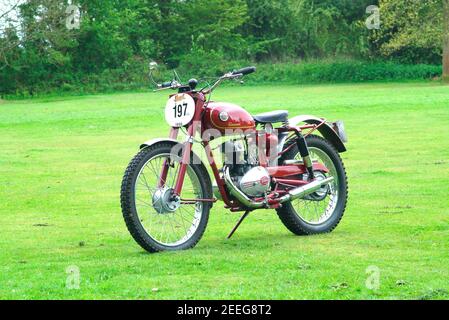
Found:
295,132 -> 315,180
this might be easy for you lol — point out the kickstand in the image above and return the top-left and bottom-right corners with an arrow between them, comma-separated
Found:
227,210 -> 250,239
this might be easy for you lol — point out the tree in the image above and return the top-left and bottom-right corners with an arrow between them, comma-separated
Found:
444,0 -> 449,81
0,0 -> 23,70
0,0 -> 80,94
1,0 -> 446,95
240,0 -> 374,61
370,0 -> 445,69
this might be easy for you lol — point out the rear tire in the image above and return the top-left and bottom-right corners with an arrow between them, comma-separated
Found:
120,142 -> 212,253
276,135 -> 348,235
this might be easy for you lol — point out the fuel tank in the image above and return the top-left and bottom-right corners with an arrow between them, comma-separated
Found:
203,102 -> 256,134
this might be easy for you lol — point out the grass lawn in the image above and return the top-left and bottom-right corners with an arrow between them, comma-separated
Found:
0,82 -> 448,300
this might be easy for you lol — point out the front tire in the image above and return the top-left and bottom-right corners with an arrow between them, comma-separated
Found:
120,142 -> 212,253
276,135 -> 348,235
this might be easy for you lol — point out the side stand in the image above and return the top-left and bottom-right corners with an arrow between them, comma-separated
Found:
226,210 -> 250,239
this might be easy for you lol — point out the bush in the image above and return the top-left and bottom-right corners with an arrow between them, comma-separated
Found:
244,61 -> 442,85
2,59 -> 442,99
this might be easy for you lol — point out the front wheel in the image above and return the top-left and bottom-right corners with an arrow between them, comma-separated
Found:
276,135 -> 348,235
120,142 -> 212,253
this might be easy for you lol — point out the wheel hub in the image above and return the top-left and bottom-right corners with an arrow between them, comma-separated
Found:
152,188 -> 180,214
304,172 -> 330,201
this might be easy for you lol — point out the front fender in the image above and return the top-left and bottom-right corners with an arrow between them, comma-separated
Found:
140,138 -> 207,167
140,138 -> 179,150
289,115 -> 347,153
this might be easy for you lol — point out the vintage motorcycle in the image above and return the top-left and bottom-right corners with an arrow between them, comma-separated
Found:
120,64 -> 348,253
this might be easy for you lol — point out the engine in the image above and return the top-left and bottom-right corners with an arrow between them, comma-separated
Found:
221,139 -> 271,198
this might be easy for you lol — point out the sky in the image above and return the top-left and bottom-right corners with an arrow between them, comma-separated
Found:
0,1 -> 24,24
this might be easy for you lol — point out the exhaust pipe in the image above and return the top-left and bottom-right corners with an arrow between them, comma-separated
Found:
224,167 -> 265,209
277,176 -> 334,204
223,167 -> 334,209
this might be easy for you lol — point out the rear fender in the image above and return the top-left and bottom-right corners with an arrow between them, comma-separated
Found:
288,115 -> 347,153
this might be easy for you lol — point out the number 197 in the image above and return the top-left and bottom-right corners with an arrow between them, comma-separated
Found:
173,103 -> 188,118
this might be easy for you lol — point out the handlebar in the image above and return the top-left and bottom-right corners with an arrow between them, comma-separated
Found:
154,66 -> 256,93
159,81 -> 173,89
201,66 -> 257,94
232,66 -> 256,76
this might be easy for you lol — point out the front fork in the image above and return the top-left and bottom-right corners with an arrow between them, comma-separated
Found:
157,127 -> 179,189
158,123 -> 197,197
173,122 -> 197,195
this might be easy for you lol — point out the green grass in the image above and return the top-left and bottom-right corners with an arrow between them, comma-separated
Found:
1,82 -> 448,300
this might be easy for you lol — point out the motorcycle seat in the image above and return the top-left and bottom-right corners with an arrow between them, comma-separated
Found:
252,110 -> 289,124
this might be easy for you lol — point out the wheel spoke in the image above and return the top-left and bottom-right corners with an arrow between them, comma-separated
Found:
290,147 -> 339,225
133,153 -> 204,247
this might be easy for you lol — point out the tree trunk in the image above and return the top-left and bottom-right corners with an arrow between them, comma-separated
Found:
443,0 -> 449,82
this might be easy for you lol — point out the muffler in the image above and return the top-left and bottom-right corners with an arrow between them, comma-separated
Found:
277,176 -> 334,204
223,167 -> 334,209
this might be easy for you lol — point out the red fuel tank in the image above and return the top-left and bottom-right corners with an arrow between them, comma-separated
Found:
203,102 -> 256,134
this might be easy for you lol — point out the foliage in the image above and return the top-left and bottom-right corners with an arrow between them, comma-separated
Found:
370,0 -> 443,64
0,0 -> 446,96
1,59 -> 442,99
244,61 -> 441,84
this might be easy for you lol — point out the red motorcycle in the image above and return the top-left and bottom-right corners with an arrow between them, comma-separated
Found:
121,65 -> 348,253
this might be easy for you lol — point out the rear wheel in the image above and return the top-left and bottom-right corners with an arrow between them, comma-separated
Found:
276,135 -> 348,235
120,142 -> 212,252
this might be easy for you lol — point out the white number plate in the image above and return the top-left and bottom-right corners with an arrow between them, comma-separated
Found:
165,94 -> 196,127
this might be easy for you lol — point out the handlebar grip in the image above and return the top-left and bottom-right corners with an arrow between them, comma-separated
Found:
232,66 -> 256,76
160,81 -> 172,89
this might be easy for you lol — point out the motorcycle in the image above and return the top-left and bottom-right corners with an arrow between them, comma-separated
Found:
120,64 -> 348,253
